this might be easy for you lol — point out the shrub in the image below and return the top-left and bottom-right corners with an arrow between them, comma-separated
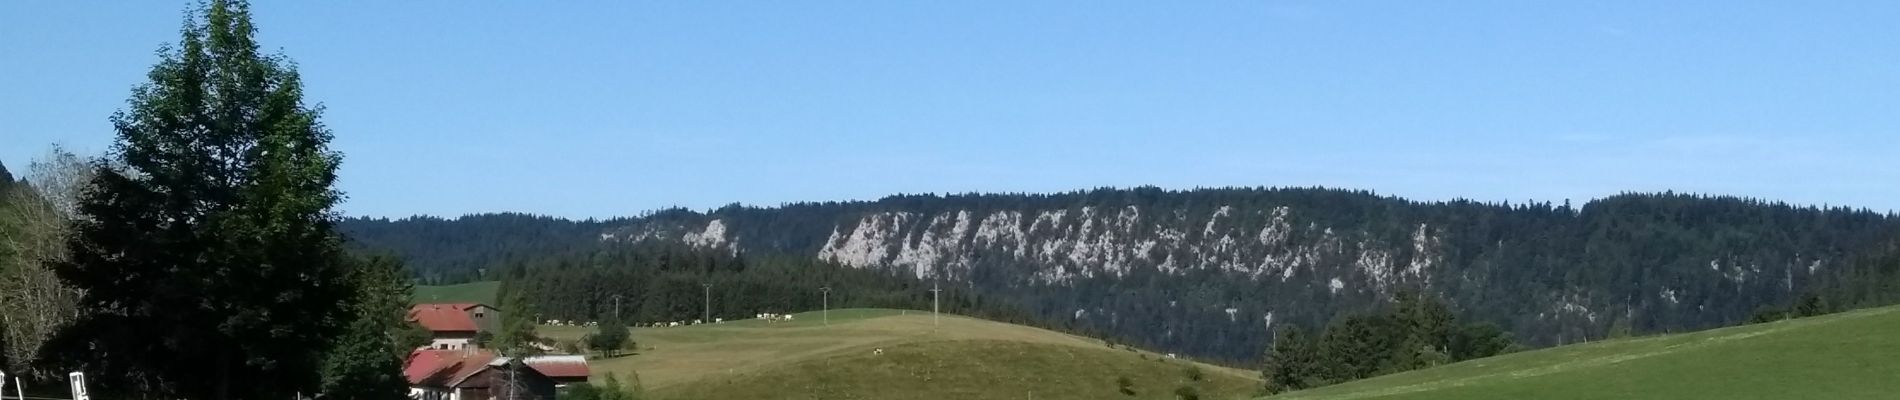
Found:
1183,365 -> 1205,382
1173,385 -> 1201,400
1116,376 -> 1135,396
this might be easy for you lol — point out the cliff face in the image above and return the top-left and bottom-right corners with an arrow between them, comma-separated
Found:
791,205 -> 1438,295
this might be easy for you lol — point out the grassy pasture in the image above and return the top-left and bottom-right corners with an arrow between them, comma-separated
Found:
1266,305 -> 1900,400
540,308 -> 1264,399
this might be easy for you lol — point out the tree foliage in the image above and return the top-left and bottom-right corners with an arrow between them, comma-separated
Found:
564,372 -> 642,400
44,1 -> 355,397
588,312 -> 631,358
494,285 -> 542,356
319,255 -> 415,400
0,146 -> 88,375
1262,293 -> 1510,394
499,242 -> 1038,328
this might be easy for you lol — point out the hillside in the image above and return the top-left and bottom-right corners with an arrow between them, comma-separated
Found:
1264,305 -> 1900,400
539,308 -> 1263,400
412,281 -> 501,304
345,187 -> 1900,362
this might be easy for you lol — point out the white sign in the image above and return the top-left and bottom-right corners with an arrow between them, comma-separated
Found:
69,372 -> 89,400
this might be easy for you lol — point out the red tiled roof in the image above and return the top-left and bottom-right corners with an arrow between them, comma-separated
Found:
405,349 -> 497,388
524,355 -> 591,379
435,303 -> 494,311
408,304 -> 479,332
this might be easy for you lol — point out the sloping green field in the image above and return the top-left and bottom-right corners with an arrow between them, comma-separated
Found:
1268,305 -> 1900,400
411,281 -> 500,304
541,308 -> 1264,400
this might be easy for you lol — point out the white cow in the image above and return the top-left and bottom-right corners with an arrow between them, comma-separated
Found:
669,321 -> 681,327
714,318 -> 724,323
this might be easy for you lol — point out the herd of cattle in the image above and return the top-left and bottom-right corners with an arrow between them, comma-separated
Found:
543,313 -> 798,328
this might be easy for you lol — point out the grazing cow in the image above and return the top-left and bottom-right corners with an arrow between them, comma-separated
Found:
669,321 -> 681,327
714,318 -> 724,323
783,315 -> 794,321
874,348 -> 884,355
1166,353 -> 1177,359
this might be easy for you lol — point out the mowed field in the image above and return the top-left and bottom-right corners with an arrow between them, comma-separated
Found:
540,308 -> 1265,400
412,281 -> 500,304
1265,305 -> 1900,400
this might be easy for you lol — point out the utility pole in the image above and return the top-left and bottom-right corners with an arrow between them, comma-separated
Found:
929,281 -> 942,327
820,286 -> 832,325
611,294 -> 624,320
702,283 -> 712,324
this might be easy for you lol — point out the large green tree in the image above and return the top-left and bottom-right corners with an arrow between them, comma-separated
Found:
46,1 -> 355,398
589,312 -> 631,358
494,286 -> 542,356
319,255 -> 417,400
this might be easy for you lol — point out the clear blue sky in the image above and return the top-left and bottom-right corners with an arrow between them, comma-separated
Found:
4,2 -> 1897,218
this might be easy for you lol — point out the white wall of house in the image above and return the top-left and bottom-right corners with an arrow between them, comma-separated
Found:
428,337 -> 474,350
409,387 -> 450,400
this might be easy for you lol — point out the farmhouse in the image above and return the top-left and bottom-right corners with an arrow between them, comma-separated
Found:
405,349 -> 558,400
522,355 -> 592,387
409,303 -> 500,350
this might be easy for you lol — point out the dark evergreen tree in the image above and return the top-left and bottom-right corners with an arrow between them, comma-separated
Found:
1261,327 -> 1316,393
0,159 -> 13,188
1794,293 -> 1831,317
45,1 -> 355,397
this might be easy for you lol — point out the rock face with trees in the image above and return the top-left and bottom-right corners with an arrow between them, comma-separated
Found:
345,188 -> 1900,364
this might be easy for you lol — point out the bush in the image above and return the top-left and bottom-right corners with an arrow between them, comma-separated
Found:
1183,365 -> 1205,382
563,383 -> 604,400
1115,376 -> 1135,396
1173,385 -> 1201,400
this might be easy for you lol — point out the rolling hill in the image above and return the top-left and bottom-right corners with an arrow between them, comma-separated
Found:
1263,305 -> 1900,400
411,281 -> 501,304
539,308 -> 1264,400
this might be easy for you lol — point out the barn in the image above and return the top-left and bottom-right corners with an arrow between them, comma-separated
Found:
405,349 -> 557,400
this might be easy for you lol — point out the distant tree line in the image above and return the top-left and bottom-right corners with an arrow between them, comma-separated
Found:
498,242 -> 1042,328
1260,292 -> 1512,394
